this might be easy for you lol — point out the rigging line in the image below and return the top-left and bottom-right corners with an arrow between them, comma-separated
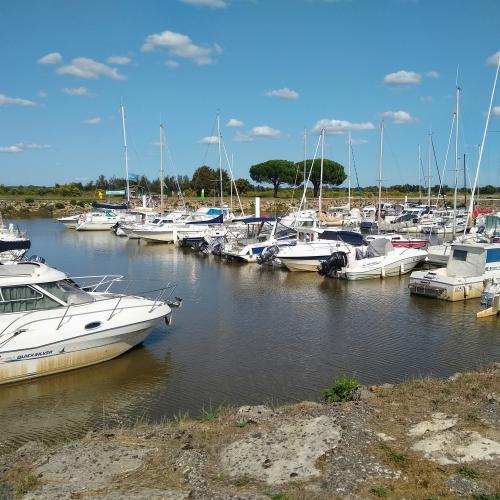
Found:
193,117 -> 218,188
436,112 -> 456,205
430,135 -> 442,187
165,143 -> 186,209
419,157 -> 428,190
297,133 -> 322,216
220,138 -> 245,216
350,143 -> 363,201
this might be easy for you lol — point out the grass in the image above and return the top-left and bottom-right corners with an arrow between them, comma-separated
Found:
15,473 -> 39,497
324,376 -> 360,402
370,485 -> 388,497
198,404 -> 226,421
457,466 -> 480,479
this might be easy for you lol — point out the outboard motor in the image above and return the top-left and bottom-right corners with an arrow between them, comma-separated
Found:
318,251 -> 348,278
257,244 -> 280,265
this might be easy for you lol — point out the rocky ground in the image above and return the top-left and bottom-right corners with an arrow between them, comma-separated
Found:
0,365 -> 499,499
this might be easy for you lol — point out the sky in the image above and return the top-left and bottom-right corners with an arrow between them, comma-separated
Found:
0,0 -> 499,189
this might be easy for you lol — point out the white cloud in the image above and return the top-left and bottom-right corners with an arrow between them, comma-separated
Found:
37,52 -> 62,65
425,71 -> 440,79
180,0 -> 228,7
226,118 -> 244,128
57,58 -> 126,80
420,95 -> 433,103
384,70 -> 422,85
37,90 -> 48,98
486,51 -> 500,66
15,142 -> 50,150
0,146 -> 22,153
198,135 -> 220,144
484,106 -> 500,117
82,117 -> 101,125
379,110 -> 417,124
0,142 -> 50,153
311,119 -> 375,135
141,30 -> 219,65
106,56 -> 131,65
62,86 -> 93,96
233,132 -> 254,143
165,60 -> 180,68
351,138 -> 368,145
0,94 -> 36,107
264,87 -> 299,100
250,126 -> 283,138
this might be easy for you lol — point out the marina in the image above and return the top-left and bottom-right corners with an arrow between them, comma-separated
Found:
1,217 -> 500,451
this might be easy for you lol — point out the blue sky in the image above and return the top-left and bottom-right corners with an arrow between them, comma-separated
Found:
0,0 -> 499,188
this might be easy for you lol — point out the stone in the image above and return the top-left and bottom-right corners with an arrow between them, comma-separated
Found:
412,430 -> 500,465
408,412 -> 458,437
221,415 -> 341,485
447,474 -> 480,495
237,405 -> 273,421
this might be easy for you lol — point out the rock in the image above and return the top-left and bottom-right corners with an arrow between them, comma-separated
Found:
408,412 -> 458,437
349,386 -> 373,401
447,474 -> 480,495
237,405 -> 273,421
221,415 -> 341,485
412,430 -> 500,465
375,432 -> 396,442
448,372 -> 462,382
486,392 -> 500,403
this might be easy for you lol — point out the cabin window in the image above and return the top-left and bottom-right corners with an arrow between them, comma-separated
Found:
39,280 -> 94,305
0,286 -> 61,313
453,249 -> 468,261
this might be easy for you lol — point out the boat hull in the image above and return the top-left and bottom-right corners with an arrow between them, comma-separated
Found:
76,222 -> 118,231
280,256 -> 329,272
340,255 -> 425,280
0,320 -> 161,385
134,230 -> 176,243
408,272 -> 486,301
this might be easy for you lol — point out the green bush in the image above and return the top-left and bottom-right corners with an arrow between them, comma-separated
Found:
54,202 -> 65,210
70,199 -> 77,206
324,376 -> 360,402
77,200 -> 86,208
24,197 -> 34,203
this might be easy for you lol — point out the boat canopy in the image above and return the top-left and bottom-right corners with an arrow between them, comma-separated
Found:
0,239 -> 31,252
232,216 -> 276,224
187,214 -> 223,225
93,202 -> 128,210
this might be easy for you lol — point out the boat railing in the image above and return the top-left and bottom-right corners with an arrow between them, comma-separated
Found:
0,281 -> 178,345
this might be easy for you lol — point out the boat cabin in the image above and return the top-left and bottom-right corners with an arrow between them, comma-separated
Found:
0,263 -> 93,314
446,244 -> 500,278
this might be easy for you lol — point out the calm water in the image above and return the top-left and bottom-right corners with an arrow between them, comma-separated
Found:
1,218 -> 500,450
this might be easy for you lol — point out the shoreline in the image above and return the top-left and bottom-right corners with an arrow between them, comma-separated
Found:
1,364 -> 499,499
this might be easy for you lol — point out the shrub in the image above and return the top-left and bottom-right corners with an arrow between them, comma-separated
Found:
77,201 -> 86,208
54,202 -> 65,210
24,197 -> 34,203
324,376 -> 360,402
70,199 -> 77,205
457,466 -> 480,479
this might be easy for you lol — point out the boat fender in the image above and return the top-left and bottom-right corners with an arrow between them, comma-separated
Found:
165,312 -> 173,326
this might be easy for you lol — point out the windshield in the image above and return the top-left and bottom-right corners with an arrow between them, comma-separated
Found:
40,280 -> 95,305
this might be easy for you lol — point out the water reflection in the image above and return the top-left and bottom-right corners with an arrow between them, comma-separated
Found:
1,219 -> 500,449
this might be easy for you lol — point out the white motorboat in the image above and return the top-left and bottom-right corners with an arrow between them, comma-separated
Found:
277,227 -> 367,272
57,214 -> 82,230
0,261 -> 176,385
0,219 -> 30,262
409,242 -> 500,301
319,238 -> 427,280
75,211 -> 122,231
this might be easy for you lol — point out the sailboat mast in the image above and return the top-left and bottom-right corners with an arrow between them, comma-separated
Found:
427,132 -> 432,208
303,128 -> 307,207
377,122 -> 384,222
121,105 -> 130,203
217,113 -> 223,208
452,84 -> 460,240
418,145 -> 422,200
348,131 -> 352,211
318,129 -> 325,224
160,123 -> 164,212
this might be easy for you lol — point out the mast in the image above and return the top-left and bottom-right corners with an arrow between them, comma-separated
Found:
468,56 -> 500,224
318,129 -> 325,225
348,131 -> 352,211
120,105 -> 130,203
377,122 -> 384,222
217,113 -> 223,208
418,145 -> 422,200
463,154 -> 467,209
452,84 -> 460,240
427,132 -> 432,208
230,153 -> 234,214
159,122 -> 164,212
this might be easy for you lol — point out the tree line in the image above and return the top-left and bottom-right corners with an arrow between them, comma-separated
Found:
1,157 -> 499,198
